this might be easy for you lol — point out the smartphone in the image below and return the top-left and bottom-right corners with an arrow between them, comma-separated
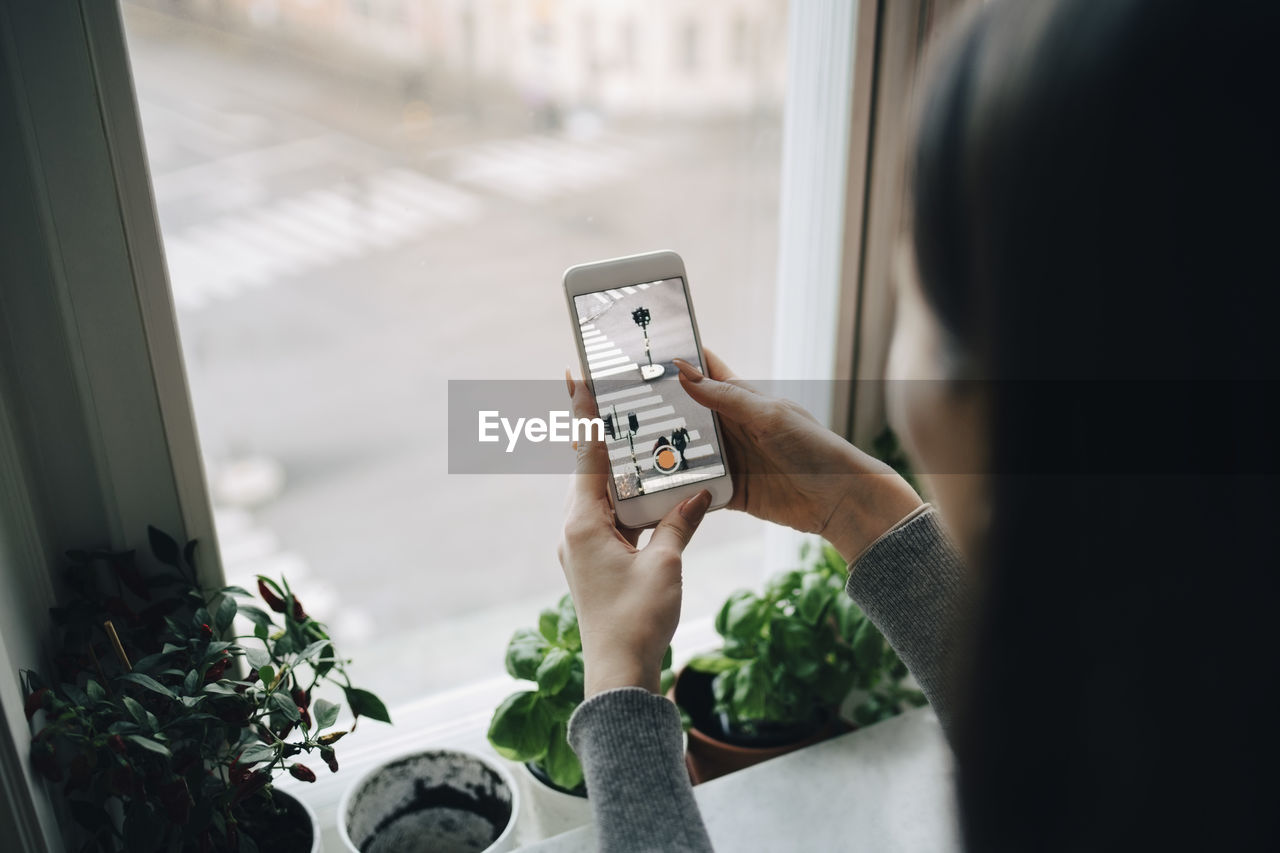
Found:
563,250 -> 733,529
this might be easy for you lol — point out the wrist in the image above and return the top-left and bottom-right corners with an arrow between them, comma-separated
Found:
583,651 -> 660,698
824,469 -> 923,566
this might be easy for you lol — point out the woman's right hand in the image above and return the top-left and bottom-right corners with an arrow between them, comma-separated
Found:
673,349 -> 923,564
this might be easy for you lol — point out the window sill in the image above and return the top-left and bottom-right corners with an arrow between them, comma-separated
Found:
276,617 -> 724,850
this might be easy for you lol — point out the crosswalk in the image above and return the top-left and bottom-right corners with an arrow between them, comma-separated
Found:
164,168 -> 482,310
452,133 -> 638,202
579,284 -> 654,380
585,348 -> 726,496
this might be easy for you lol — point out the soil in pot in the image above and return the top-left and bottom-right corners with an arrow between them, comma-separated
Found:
673,667 -> 841,784
238,789 -> 314,852
343,751 -> 515,853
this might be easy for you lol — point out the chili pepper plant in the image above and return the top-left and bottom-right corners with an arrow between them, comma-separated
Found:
22,526 -> 390,853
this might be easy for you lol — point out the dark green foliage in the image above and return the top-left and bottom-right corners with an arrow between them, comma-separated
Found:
686,541 -> 926,736
487,593 -> 673,793
22,527 -> 390,852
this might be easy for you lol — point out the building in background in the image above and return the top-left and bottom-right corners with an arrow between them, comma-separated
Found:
148,0 -> 787,120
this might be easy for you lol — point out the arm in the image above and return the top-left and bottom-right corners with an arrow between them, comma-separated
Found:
568,689 -> 713,853
845,505 -> 968,738
557,370 -> 714,851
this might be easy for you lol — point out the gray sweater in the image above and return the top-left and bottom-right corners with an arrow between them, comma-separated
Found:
566,507 -> 966,852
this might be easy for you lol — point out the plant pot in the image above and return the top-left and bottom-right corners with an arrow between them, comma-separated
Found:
671,667 -> 840,784
516,762 -> 592,840
241,788 -> 323,852
337,749 -> 519,853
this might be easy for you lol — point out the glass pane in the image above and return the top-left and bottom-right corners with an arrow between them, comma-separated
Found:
123,0 -> 788,705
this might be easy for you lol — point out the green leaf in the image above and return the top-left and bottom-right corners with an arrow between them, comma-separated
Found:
239,606 -> 274,631
237,744 -> 277,765
345,687 -> 391,724
718,590 -> 765,642
686,653 -> 741,674
314,698 -> 340,730
126,735 -> 171,757
535,647 -> 573,695
832,595 -> 864,643
797,572 -> 834,624
662,646 -> 673,670
258,665 -> 276,689
215,595 -> 238,633
298,639 -> 329,662
556,595 -> 581,651
542,720 -> 584,791
732,661 -> 769,721
243,646 -> 271,670
538,608 -> 560,644
487,691 -> 552,762
117,671 -> 176,696
221,585 -> 252,597
147,525 -> 181,567
85,679 -> 105,702
505,627 -> 549,681
122,696 -> 148,727
269,691 -> 301,721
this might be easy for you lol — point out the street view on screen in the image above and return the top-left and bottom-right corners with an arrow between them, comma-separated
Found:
574,278 -> 727,500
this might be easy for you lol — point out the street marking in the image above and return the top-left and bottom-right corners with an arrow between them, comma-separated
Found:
164,167 -> 484,310
606,289 -> 625,299
635,405 -> 676,421
594,384 -> 653,404
579,323 -> 595,331
585,347 -> 623,361
599,394 -> 663,411
593,293 -> 610,306
591,363 -> 640,379
622,286 -> 638,294
583,340 -> 615,352
587,355 -> 632,369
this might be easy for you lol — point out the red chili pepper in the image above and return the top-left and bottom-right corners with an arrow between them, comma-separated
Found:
298,705 -> 312,730
289,764 -> 316,783
321,747 -> 339,774
24,687 -> 49,721
257,579 -> 286,614
231,770 -> 270,804
291,597 -> 307,621
200,623 -> 213,639
109,735 -> 127,755
203,658 -> 230,684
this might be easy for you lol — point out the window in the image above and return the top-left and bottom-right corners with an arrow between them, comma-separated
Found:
680,19 -> 700,73
120,0 -> 788,707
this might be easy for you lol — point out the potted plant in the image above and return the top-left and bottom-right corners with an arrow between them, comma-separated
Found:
486,593 -> 674,838
675,541 -> 925,782
22,526 -> 390,852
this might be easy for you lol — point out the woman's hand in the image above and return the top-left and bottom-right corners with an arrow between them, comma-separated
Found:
673,349 -> 922,564
558,370 -> 710,699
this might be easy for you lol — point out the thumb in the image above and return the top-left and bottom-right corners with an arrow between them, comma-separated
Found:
648,490 -> 712,555
674,360 -> 762,424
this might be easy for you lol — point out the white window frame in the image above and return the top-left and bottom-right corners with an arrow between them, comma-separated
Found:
0,0 -> 958,848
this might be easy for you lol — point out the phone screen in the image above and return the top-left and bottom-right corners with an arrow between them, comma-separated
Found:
573,277 -> 728,501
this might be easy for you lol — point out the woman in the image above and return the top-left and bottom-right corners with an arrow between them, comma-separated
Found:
558,0 -> 1279,849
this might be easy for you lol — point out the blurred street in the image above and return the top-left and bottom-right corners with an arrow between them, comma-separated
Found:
123,4 -> 783,703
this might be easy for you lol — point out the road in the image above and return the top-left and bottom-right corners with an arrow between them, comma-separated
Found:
123,5 -> 783,703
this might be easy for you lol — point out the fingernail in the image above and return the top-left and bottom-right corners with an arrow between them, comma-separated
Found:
565,368 -> 575,397
673,359 -> 704,383
680,490 -> 712,522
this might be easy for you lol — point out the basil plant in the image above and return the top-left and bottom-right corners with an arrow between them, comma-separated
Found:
687,542 -> 926,736
487,593 -> 673,793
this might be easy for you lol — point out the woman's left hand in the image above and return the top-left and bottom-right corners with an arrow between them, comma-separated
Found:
557,370 -> 711,699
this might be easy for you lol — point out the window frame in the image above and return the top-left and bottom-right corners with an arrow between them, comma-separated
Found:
0,0 -> 953,847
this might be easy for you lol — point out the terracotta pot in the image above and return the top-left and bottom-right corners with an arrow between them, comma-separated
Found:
671,667 -> 841,784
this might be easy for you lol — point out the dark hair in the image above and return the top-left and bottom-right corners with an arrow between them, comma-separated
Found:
910,1 -> 1279,849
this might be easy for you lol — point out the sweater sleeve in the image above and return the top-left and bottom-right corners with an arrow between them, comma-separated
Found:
845,505 -> 969,738
567,687 -> 714,852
